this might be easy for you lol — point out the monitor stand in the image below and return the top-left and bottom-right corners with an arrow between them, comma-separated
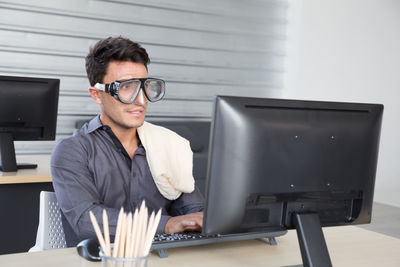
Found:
288,213 -> 333,267
0,132 -> 37,172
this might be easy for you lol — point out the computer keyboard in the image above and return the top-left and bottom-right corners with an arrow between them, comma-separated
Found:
153,232 -> 212,242
151,230 -> 287,258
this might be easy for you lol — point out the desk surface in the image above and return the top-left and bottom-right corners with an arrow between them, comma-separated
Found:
0,156 -> 52,184
0,226 -> 399,267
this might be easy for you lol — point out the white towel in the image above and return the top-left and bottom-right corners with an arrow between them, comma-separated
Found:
137,121 -> 195,200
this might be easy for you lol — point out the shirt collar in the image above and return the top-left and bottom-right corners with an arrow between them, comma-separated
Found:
135,142 -> 146,156
87,115 -> 105,133
87,114 -> 146,156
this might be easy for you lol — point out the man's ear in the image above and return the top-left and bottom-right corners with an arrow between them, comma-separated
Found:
88,87 -> 102,104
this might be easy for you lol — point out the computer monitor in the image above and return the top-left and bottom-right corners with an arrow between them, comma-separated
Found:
203,96 -> 383,266
0,75 -> 59,172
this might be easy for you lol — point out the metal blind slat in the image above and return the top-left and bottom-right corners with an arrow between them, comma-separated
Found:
0,0 -> 290,155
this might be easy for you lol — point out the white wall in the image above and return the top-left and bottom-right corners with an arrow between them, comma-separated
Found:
292,0 -> 400,207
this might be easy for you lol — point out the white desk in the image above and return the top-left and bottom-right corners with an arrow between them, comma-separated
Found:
1,226 -> 399,267
0,156 -> 52,184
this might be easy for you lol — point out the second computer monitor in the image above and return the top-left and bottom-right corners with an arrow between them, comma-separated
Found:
0,75 -> 59,172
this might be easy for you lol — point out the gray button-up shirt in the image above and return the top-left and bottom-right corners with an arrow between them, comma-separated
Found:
51,115 -> 204,246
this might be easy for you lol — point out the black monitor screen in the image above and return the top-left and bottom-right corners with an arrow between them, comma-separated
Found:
203,96 -> 383,266
0,75 -> 59,172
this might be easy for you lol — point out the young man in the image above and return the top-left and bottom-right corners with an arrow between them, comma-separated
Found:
51,36 -> 204,247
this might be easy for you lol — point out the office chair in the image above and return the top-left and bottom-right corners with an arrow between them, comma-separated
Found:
29,191 -> 67,251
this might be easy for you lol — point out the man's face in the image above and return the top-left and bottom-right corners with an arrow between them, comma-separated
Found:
96,61 -> 148,130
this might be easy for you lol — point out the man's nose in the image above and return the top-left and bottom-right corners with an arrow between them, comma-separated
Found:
133,88 -> 148,105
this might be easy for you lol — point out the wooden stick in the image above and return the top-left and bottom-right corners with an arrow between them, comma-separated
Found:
125,212 -> 133,258
138,208 -> 153,267
147,209 -> 162,254
146,211 -> 155,241
89,211 -> 109,256
128,209 -> 139,258
139,207 -> 148,257
133,201 -> 146,257
117,213 -> 127,258
112,207 -> 124,257
143,209 -> 162,256
142,211 -> 155,256
133,206 -> 143,258
102,209 -> 111,256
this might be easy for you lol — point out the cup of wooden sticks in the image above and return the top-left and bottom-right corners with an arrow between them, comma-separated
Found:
89,201 -> 161,267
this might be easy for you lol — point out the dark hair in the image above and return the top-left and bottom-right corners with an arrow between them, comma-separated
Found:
85,36 -> 150,86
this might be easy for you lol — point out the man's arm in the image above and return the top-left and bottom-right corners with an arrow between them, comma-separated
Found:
51,138 -> 121,240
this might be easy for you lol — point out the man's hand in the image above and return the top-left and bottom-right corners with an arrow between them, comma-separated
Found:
164,212 -> 203,234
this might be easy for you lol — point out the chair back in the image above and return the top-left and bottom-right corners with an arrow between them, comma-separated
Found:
29,191 -> 67,251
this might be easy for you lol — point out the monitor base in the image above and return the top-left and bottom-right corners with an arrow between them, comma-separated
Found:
16,163 -> 38,170
0,132 -> 37,172
152,230 -> 286,258
0,163 -> 38,172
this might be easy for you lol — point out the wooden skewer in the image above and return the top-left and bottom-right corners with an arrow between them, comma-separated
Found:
125,212 -> 133,258
139,207 -> 149,257
112,207 -> 124,257
143,209 -> 162,256
102,209 -> 111,256
117,213 -> 128,258
133,202 -> 145,257
89,211 -> 109,256
143,211 -> 155,256
128,209 -> 139,258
